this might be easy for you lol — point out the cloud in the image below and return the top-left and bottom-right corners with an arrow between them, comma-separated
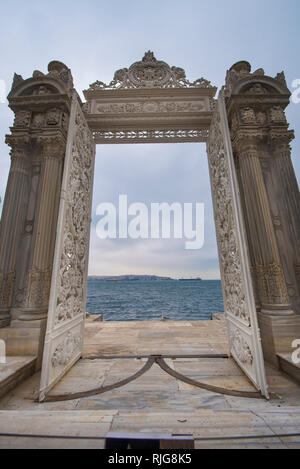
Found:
89,142 -> 220,278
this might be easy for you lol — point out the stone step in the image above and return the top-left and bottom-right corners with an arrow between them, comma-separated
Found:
0,409 -> 299,449
0,410 -> 115,449
0,356 -> 36,399
277,353 -> 300,384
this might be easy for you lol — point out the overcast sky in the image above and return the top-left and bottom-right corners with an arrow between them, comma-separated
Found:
0,0 -> 299,279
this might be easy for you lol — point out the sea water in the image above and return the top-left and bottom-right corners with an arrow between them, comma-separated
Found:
86,279 -> 224,321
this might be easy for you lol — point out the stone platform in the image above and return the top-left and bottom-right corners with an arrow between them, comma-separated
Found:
83,317 -> 229,356
0,319 -> 299,449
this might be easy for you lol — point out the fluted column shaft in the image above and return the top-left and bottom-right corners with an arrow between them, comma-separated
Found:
18,144 -> 64,321
0,148 -> 30,326
11,163 -> 41,315
272,143 -> 300,262
238,142 -> 293,315
271,142 -> 300,312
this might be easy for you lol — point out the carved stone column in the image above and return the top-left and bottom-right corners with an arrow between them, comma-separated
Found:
11,162 -> 42,315
0,61 -> 73,366
235,137 -> 292,316
268,137 -> 300,313
0,140 -> 30,327
225,60 -> 300,366
17,136 -> 65,321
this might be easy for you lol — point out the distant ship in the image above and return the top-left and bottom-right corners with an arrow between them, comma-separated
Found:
178,277 -> 202,281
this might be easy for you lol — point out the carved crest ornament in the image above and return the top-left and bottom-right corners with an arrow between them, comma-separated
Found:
87,51 -> 212,90
83,52 -> 216,145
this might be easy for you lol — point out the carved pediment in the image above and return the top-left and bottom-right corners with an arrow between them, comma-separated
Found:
9,60 -> 74,98
87,51 -> 212,90
225,60 -> 290,96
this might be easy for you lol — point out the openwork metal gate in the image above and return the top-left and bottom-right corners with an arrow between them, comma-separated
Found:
207,91 -> 268,398
39,92 -> 95,401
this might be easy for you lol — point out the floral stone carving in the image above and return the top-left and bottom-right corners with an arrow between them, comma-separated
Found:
0,271 -> 15,308
207,106 -> 250,326
51,332 -> 82,367
55,105 -> 94,325
231,330 -> 253,365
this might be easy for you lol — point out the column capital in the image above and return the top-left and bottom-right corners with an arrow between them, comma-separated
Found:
231,129 -> 263,153
268,128 -> 294,148
5,136 -> 30,173
5,133 -> 30,153
37,134 -> 66,159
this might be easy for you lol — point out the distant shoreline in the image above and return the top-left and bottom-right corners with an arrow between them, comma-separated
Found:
88,275 -> 203,281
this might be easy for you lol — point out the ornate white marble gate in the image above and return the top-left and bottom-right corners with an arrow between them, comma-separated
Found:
39,92 -> 95,400
38,52 -> 269,400
207,93 -> 268,397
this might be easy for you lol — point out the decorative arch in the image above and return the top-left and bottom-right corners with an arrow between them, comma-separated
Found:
4,53 -> 299,402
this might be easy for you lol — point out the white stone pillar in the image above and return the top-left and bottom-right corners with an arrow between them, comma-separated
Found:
0,144 -> 30,327
17,138 -> 64,321
271,141 -> 300,312
237,140 -> 293,316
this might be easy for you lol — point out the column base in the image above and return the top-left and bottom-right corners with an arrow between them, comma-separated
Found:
261,304 -> 295,316
12,307 -> 48,322
257,311 -> 300,367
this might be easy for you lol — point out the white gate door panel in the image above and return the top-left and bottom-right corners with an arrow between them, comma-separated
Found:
39,91 -> 95,401
207,91 -> 269,398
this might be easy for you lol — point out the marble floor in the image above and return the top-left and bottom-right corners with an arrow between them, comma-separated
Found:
0,318 -> 299,448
